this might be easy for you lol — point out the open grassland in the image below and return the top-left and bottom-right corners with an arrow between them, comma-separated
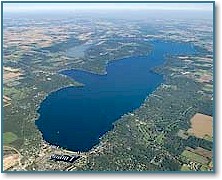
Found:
3,132 -> 18,144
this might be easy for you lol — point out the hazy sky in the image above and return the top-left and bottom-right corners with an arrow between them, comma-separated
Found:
3,3 -> 213,12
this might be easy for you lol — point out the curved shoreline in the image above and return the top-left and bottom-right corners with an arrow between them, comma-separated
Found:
31,54 -> 156,155
35,54 -> 164,152
34,39 -> 197,153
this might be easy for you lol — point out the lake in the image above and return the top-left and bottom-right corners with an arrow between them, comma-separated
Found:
36,40 -> 196,152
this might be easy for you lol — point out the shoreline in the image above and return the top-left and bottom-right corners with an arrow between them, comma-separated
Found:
32,39 -> 197,154
34,53 -> 164,154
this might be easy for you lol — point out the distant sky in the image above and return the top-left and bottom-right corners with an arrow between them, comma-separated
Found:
3,3 -> 213,12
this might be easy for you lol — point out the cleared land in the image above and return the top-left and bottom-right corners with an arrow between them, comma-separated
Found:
3,146 -> 21,171
188,113 -> 212,139
3,95 -> 11,107
4,72 -> 21,80
3,154 -> 20,171
3,67 -> 22,80
181,149 -> 209,165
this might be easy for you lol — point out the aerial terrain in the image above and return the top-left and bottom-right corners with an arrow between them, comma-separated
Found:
2,3 -> 214,172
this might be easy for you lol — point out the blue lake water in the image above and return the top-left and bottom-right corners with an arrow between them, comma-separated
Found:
36,40 -> 197,152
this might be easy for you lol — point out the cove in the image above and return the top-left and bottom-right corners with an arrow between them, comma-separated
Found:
36,40 -> 196,152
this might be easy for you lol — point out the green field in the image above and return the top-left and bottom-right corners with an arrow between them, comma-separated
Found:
3,132 -> 18,144
181,150 -> 209,165
156,133 -> 165,145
